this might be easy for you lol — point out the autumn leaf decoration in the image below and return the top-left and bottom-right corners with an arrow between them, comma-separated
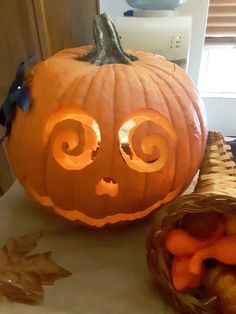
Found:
0,232 -> 71,303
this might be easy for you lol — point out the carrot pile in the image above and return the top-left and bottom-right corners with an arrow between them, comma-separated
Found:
164,214 -> 236,292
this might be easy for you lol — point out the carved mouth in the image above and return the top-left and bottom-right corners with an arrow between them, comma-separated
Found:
95,178 -> 118,197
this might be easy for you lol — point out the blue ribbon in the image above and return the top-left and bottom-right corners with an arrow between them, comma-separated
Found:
0,54 -> 38,143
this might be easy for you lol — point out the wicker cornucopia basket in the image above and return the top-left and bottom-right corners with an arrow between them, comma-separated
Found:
146,131 -> 236,314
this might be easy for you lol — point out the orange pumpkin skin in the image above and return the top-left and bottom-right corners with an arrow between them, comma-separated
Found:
7,16 -> 207,227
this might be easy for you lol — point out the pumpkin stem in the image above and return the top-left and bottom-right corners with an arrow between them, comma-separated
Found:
79,13 -> 138,65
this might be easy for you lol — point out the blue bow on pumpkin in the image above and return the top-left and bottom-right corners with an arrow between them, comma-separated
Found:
0,54 -> 38,143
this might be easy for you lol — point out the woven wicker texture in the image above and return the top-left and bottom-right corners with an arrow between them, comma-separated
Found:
146,132 -> 236,314
196,132 -> 236,197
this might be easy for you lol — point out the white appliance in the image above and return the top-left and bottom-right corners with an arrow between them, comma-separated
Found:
115,13 -> 192,71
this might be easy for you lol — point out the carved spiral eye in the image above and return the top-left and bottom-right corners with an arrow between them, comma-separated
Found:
43,107 -> 100,170
118,110 -> 176,173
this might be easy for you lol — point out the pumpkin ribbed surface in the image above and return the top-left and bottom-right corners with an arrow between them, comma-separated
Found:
7,45 -> 207,227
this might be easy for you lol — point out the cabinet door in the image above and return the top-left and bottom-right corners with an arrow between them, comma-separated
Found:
33,0 -> 98,59
0,0 -> 98,100
0,0 -> 42,102
0,0 -> 41,193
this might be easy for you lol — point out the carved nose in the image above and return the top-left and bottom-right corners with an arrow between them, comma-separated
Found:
95,178 -> 118,197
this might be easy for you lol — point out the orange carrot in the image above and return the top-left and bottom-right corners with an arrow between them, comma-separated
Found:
190,235 -> 236,275
164,222 -> 224,256
172,256 -> 204,291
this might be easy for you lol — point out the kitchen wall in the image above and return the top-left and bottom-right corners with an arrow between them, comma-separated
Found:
176,0 -> 209,85
99,0 -> 131,20
204,97 -> 236,136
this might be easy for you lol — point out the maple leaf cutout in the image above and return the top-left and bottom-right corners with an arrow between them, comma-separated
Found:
0,232 -> 71,303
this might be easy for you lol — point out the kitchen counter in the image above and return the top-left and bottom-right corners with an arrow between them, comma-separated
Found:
0,181 -> 179,314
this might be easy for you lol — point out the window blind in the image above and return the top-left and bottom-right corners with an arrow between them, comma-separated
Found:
205,0 -> 236,45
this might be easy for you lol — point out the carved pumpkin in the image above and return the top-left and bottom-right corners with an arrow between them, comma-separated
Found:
7,14 -> 207,227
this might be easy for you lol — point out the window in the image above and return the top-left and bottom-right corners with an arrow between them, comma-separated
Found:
198,0 -> 236,97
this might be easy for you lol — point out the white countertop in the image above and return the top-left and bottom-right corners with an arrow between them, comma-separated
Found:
0,181 -> 175,314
